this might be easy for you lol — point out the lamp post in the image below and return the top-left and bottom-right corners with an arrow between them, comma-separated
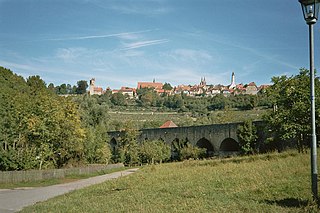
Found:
299,0 -> 320,201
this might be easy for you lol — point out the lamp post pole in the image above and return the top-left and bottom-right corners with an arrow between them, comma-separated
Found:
299,0 -> 319,201
309,20 -> 318,201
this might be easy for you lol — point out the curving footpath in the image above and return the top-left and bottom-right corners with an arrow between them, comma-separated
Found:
0,168 -> 139,213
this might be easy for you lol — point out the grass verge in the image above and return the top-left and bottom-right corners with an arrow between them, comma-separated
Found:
0,167 -> 128,189
21,150 -> 318,212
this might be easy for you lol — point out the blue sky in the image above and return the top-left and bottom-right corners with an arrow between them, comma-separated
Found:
0,0 -> 319,89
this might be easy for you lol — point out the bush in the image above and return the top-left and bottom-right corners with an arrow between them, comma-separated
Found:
139,140 -> 171,164
180,143 -> 206,160
237,120 -> 257,154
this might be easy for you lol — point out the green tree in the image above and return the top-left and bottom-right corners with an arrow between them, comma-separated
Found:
264,68 -> 320,151
171,138 -> 188,160
0,67 -> 87,170
163,82 -> 173,90
66,84 -> 73,94
139,140 -> 171,164
139,91 -> 157,107
84,126 -> 111,164
72,85 -> 77,94
76,80 -> 88,94
207,94 -> 227,111
112,122 -> 140,165
164,95 -> 184,109
74,95 -> 111,164
27,75 -> 47,93
180,143 -> 206,160
59,83 -> 67,94
237,120 -> 257,154
48,83 -> 55,93
110,93 -> 127,106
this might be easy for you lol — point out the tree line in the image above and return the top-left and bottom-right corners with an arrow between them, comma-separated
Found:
48,80 -> 88,95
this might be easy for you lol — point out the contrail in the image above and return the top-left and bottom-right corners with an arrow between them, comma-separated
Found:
46,29 -> 155,41
121,39 -> 169,50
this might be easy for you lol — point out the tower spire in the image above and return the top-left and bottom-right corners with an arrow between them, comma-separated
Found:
229,72 -> 236,89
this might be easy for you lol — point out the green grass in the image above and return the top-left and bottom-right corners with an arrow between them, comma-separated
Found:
20,151 -> 318,212
0,167 -> 128,189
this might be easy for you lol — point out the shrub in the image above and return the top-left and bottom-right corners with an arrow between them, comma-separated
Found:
237,120 -> 258,154
180,143 -> 206,160
139,140 -> 171,164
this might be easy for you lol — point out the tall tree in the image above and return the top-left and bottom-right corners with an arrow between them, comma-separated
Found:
48,83 -> 55,93
110,93 -> 127,106
59,83 -> 67,94
264,68 -> 320,151
163,82 -> 173,90
111,122 -> 140,165
237,120 -> 257,154
73,95 -> 111,164
76,80 -> 88,94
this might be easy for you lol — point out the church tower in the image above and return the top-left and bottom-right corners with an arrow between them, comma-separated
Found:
229,72 -> 236,89
200,77 -> 206,87
89,78 -> 95,95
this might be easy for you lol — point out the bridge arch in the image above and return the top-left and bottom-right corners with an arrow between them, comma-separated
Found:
110,137 -> 117,146
219,138 -> 240,152
196,137 -> 214,156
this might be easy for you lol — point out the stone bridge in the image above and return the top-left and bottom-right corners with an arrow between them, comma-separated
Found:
108,122 -> 265,155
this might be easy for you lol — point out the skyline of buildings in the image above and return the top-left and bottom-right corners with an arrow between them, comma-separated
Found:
89,72 -> 270,97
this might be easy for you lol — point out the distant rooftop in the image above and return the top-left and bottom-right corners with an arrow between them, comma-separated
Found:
160,120 -> 178,128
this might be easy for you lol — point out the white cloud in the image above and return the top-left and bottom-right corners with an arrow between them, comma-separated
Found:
121,39 -> 169,50
0,60 -> 36,72
55,48 -> 88,62
98,2 -> 172,16
164,49 -> 213,64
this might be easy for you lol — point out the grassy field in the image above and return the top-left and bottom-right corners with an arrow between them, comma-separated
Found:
21,151 -> 317,212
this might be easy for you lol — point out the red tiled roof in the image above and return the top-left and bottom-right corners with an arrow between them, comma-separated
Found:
248,82 -> 257,87
177,85 -> 191,91
258,85 -> 270,90
156,89 -> 165,93
137,82 -> 163,90
93,87 -> 103,92
120,87 -> 136,92
160,120 -> 178,128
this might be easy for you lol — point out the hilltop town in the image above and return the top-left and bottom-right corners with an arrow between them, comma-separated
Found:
89,72 -> 270,97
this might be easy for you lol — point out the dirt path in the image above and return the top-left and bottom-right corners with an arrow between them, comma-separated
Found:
0,168 -> 138,213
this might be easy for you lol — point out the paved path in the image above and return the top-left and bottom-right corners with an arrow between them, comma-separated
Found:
0,168 -> 139,213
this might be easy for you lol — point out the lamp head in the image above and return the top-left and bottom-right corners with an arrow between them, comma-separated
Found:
299,0 -> 320,24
